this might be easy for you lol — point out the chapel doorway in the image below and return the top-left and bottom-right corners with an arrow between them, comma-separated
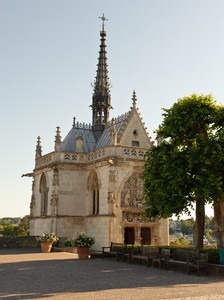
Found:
124,227 -> 135,244
141,227 -> 151,245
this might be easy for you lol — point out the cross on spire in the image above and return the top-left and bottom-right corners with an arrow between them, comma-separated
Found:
99,13 -> 108,30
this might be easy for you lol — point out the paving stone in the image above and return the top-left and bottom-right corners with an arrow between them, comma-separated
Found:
0,249 -> 223,300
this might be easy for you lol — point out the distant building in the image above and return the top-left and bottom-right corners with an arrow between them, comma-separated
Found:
28,16 -> 169,250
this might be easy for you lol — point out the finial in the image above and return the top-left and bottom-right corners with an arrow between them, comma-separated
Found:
73,117 -> 76,128
37,136 -> 41,146
35,136 -> 42,159
54,126 -> 62,152
132,90 -> 137,108
110,118 -> 117,146
99,13 -> 108,31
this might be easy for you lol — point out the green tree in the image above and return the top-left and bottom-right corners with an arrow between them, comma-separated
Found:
204,215 -> 214,230
170,236 -> 190,246
0,215 -> 29,236
205,228 -> 214,244
143,94 -> 224,248
181,218 -> 195,235
0,223 -> 18,236
18,215 -> 29,235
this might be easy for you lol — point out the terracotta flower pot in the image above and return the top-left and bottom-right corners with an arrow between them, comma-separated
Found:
76,247 -> 90,259
41,242 -> 52,253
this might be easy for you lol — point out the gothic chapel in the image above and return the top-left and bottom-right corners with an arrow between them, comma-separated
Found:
28,16 -> 169,250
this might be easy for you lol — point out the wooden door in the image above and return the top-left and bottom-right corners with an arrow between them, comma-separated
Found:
141,227 -> 151,245
124,227 -> 135,244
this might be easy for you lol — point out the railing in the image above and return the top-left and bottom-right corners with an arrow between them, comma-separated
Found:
35,153 -> 53,167
35,146 -> 147,168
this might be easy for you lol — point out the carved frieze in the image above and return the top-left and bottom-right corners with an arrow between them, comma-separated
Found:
122,211 -> 151,223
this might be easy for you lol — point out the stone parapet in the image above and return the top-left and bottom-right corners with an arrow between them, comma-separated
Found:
0,236 -> 40,248
35,146 -> 148,169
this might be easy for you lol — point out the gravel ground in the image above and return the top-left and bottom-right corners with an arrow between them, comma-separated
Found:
0,249 -> 224,300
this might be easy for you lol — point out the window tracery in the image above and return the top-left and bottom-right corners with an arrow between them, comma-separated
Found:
88,170 -> 100,215
40,173 -> 48,216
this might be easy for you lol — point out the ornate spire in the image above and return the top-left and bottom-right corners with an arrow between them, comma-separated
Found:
54,126 -> 62,152
35,136 -> 42,159
91,14 -> 112,139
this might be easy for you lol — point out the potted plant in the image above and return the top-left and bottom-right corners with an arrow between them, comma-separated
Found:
74,232 -> 95,259
37,233 -> 59,253
64,237 -> 77,253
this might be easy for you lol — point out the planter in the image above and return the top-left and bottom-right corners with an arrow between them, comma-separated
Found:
64,247 -> 77,254
77,247 -> 90,259
41,242 -> 53,253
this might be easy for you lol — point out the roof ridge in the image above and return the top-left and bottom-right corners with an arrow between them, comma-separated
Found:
73,117 -> 92,130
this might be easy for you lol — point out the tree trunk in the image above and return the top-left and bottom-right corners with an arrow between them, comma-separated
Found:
214,199 -> 224,248
193,198 -> 205,249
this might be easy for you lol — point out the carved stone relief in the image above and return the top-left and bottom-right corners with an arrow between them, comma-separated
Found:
121,171 -> 144,208
108,168 -> 117,214
152,225 -> 160,244
122,211 -> 150,223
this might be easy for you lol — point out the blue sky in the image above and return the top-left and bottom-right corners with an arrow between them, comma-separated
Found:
1,0 -> 223,218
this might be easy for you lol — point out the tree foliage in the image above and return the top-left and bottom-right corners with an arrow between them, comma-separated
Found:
0,215 -> 29,236
143,94 -> 224,248
180,218 -> 195,235
170,236 -> 190,246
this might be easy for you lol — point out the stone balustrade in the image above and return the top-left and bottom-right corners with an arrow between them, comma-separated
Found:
35,146 -> 147,168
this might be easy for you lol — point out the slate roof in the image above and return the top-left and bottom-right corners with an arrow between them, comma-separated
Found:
62,126 -> 96,153
61,112 -> 130,153
95,114 -> 128,149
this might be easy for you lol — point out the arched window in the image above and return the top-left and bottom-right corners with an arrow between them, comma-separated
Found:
40,173 -> 48,216
88,170 -> 100,215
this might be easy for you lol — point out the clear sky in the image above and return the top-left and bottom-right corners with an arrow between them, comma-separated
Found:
1,0 -> 223,218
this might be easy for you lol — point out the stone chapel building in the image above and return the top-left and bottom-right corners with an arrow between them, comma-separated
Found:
28,16 -> 169,250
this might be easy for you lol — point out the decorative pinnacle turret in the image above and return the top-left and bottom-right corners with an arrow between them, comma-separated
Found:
110,118 -> 117,146
35,136 -> 42,159
73,117 -> 76,128
54,126 -> 62,152
132,90 -> 137,108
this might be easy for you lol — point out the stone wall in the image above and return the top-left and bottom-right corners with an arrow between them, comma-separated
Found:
0,236 -> 40,248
